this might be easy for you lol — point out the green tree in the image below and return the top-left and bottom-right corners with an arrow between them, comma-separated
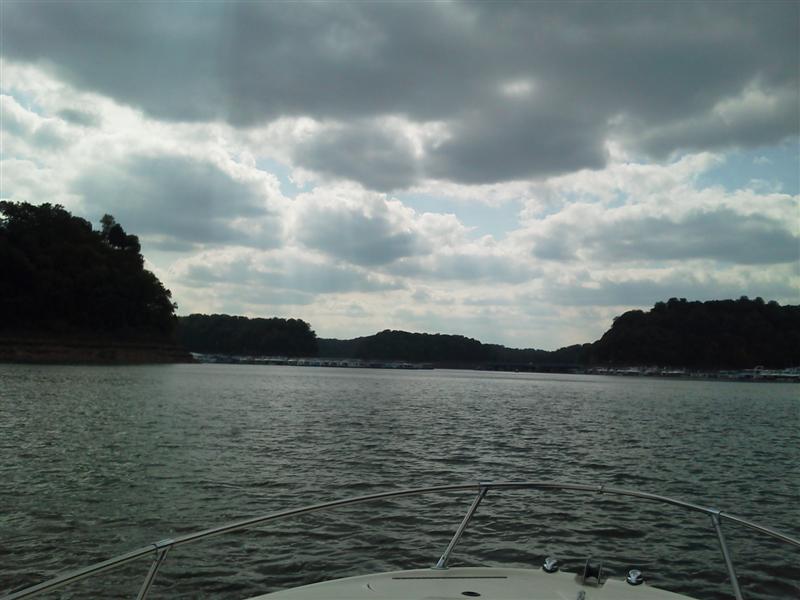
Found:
0,202 -> 176,337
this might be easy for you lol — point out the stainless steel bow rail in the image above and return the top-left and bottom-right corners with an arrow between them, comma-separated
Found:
4,481 -> 799,600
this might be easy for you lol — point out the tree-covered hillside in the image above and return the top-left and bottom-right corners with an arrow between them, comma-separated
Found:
318,330 -> 587,368
177,314 -> 318,357
354,330 -> 486,362
317,299 -> 798,369
592,297 -> 799,368
0,202 -> 177,337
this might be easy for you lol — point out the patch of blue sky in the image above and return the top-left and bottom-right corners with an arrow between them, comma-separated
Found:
255,158 -> 304,198
2,89 -> 46,116
697,141 -> 799,195
606,190 -> 628,208
397,193 -> 523,240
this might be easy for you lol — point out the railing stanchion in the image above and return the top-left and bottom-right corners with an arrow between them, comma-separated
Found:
710,512 -> 744,600
135,544 -> 171,600
433,485 -> 489,569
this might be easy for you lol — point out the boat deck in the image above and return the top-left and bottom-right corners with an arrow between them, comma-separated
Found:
252,567 -> 694,599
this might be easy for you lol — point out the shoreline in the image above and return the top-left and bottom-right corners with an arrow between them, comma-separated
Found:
189,353 -> 799,382
0,336 -> 194,365
2,343 -> 795,380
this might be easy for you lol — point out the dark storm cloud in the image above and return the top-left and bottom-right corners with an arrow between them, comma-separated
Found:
427,105 -> 608,183
532,208 -> 799,265
4,2 -> 798,187
76,154 -> 282,247
2,2 -> 477,123
293,123 -> 419,191
634,86 -> 800,158
294,199 -> 422,266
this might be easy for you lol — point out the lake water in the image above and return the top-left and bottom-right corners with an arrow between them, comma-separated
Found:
1,364 -> 798,599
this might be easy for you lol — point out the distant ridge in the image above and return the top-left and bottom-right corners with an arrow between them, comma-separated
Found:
317,298 -> 798,369
176,314 -> 317,357
179,298 -> 798,370
318,330 -> 587,369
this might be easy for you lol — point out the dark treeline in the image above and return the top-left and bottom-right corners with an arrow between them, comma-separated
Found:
177,314 -> 318,357
485,342 -> 590,367
321,331 -> 485,363
0,202 -> 176,338
319,331 -> 588,368
593,297 -> 799,368
319,298 -> 798,369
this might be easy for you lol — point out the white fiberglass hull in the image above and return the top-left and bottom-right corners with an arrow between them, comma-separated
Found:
251,567 -> 695,599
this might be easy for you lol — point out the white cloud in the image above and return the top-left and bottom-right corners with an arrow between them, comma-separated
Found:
2,5 -> 798,349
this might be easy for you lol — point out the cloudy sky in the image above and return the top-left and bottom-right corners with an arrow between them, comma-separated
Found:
2,1 -> 798,349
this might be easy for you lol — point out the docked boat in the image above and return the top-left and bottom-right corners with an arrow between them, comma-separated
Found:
3,481 -> 798,600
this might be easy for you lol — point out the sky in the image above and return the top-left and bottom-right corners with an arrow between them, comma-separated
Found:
1,1 -> 798,349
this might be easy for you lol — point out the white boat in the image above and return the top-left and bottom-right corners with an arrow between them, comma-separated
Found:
4,482 -> 798,600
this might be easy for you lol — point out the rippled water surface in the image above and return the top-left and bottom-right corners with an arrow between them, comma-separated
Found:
1,364 -> 798,599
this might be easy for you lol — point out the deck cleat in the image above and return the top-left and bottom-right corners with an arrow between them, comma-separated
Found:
626,568 -> 644,585
542,556 -> 559,573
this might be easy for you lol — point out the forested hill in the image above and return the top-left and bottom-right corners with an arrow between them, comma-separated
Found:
0,202 -> 188,363
1,202 -> 176,336
318,298 -> 798,369
592,297 -> 799,368
177,314 -> 318,357
318,330 -> 588,368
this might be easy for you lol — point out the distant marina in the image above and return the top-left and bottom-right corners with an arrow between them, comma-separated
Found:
190,353 -> 799,381
583,365 -> 800,382
191,353 -> 435,370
